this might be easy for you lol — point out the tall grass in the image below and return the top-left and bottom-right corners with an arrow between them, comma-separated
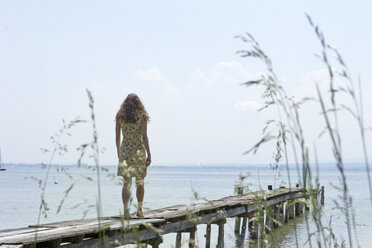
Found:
236,14 -> 370,247
32,117 -> 85,242
32,89 -> 111,245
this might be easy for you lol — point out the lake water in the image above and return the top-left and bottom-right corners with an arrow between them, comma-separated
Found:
1,163 -> 371,247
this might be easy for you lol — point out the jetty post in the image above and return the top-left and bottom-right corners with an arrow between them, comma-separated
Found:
233,186 -> 244,233
205,224 -> 211,248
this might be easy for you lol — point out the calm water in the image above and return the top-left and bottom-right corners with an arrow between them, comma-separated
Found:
1,163 -> 371,247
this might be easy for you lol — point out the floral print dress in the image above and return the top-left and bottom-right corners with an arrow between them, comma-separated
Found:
117,112 -> 147,178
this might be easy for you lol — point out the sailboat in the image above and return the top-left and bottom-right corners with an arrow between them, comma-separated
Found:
0,148 -> 6,171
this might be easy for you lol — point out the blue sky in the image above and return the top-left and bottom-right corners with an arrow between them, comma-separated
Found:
0,0 -> 371,165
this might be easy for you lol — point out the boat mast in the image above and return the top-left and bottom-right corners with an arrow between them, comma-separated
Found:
0,148 -> 2,168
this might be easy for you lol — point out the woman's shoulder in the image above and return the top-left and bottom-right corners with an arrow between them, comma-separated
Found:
118,119 -> 125,126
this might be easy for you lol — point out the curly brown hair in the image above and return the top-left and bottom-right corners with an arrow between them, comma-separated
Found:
116,93 -> 150,123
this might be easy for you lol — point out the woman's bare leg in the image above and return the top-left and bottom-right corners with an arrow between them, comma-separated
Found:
122,176 -> 131,218
136,177 -> 145,217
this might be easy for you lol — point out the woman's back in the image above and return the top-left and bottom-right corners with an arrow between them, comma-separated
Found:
120,112 -> 143,133
119,111 -> 146,173
120,112 -> 145,152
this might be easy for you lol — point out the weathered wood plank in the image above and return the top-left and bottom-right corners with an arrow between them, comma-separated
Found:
0,227 -> 50,238
0,218 -> 167,246
0,245 -> 23,248
28,218 -> 105,228
0,221 -> 112,245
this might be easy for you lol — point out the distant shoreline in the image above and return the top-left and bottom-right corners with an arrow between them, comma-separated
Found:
1,162 -> 369,172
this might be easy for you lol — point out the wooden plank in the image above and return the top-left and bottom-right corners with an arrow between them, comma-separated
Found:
225,206 -> 246,218
0,245 -> 23,248
0,220 -> 113,245
142,192 -> 256,220
142,204 -> 187,218
148,199 -> 237,221
0,218 -> 165,246
266,191 -> 309,208
28,218 -> 103,228
0,227 -> 50,238
0,226 -> 74,245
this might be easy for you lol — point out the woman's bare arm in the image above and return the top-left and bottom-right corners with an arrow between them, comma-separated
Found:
115,120 -> 121,159
141,120 -> 151,166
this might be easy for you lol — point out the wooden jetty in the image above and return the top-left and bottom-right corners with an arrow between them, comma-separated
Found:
0,186 -> 324,248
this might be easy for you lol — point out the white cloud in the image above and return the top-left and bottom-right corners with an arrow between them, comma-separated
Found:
234,100 -> 261,111
163,83 -> 179,97
292,68 -> 372,120
211,61 -> 261,84
135,66 -> 166,82
188,61 -> 263,89
289,69 -> 329,100
300,68 -> 329,85
188,68 -> 210,88
134,66 -> 179,97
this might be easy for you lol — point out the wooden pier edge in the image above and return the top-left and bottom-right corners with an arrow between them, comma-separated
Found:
0,187 -> 322,248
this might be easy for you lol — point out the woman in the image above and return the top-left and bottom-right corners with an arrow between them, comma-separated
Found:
115,93 -> 151,218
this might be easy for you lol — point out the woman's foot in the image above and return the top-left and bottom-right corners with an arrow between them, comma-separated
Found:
136,202 -> 144,218
136,209 -> 144,218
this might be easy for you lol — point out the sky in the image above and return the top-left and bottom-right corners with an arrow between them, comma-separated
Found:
0,0 -> 371,166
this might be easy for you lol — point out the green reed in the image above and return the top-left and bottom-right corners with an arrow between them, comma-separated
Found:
235,14 -> 370,247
